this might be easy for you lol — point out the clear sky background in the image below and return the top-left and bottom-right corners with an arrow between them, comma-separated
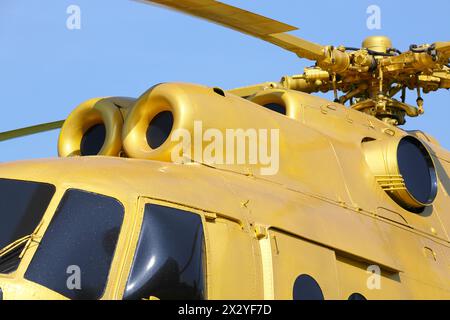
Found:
0,0 -> 449,162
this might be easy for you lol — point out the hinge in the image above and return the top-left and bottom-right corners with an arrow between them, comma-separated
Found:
254,224 -> 268,240
204,212 -> 217,221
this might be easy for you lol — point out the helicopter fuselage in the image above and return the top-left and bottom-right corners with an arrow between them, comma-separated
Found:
0,85 -> 449,299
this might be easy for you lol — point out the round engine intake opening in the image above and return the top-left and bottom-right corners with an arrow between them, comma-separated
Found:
263,103 -> 286,115
397,136 -> 437,206
80,124 -> 106,156
146,111 -> 174,149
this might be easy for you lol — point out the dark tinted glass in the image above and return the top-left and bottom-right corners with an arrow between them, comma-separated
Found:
25,189 -> 124,300
80,124 -> 106,156
263,103 -> 286,115
123,204 -> 205,300
0,178 -> 55,249
293,274 -> 324,300
348,292 -> 367,300
397,137 -> 437,204
146,111 -> 174,149
0,243 -> 26,274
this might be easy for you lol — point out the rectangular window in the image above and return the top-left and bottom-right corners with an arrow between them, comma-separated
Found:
25,189 -> 124,300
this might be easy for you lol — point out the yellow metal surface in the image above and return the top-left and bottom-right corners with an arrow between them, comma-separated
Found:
362,35 -> 393,53
0,0 -> 449,301
58,97 -> 135,157
0,143 -> 449,299
362,136 -> 436,209
1,82 -> 450,299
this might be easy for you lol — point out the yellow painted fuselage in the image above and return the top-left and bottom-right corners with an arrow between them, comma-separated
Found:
0,84 -> 449,300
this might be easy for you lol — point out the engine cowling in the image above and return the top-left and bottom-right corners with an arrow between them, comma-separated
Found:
58,97 -> 135,157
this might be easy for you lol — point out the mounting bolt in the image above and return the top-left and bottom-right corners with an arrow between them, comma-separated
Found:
417,97 -> 424,114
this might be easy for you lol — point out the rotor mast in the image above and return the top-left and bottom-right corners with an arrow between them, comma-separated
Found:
232,35 -> 450,126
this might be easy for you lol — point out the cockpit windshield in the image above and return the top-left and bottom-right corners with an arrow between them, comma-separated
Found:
25,189 -> 124,299
0,178 -> 55,273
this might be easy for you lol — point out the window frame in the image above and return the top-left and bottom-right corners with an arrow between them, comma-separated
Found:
0,178 -> 56,252
4,178 -> 61,281
16,185 -> 135,300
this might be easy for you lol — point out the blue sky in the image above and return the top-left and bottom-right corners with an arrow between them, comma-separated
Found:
0,0 -> 449,162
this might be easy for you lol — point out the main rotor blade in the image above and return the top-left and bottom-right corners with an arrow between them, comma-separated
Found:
0,120 -> 64,142
139,0 -> 326,61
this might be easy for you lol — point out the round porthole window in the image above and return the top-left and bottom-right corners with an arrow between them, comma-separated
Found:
292,274 -> 324,300
348,292 -> 367,300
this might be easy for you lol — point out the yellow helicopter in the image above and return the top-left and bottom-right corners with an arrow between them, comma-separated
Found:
0,0 -> 449,300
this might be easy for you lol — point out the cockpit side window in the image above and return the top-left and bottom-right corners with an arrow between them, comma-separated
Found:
123,203 -> 206,300
0,178 -> 55,251
0,178 -> 55,274
25,189 -> 124,300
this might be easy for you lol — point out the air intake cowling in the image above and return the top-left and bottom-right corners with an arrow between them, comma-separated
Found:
122,82 -> 284,175
248,89 -> 302,119
362,135 -> 438,211
58,97 -> 135,157
123,83 -> 264,162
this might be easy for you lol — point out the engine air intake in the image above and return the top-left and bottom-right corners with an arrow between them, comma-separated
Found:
362,135 -> 437,211
58,97 -> 135,157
